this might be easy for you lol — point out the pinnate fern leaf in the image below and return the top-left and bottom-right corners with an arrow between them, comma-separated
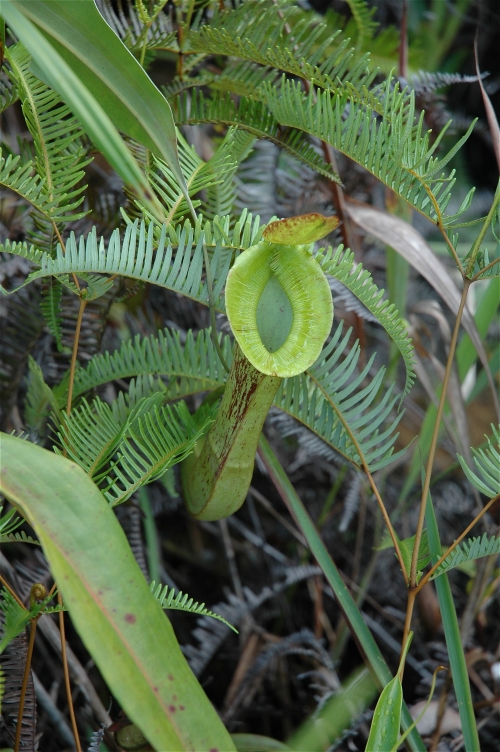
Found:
0,213 -> 263,312
175,89 -> 340,183
61,327 -> 232,406
58,393 -> 213,506
40,278 -> 64,349
265,77 -> 476,227
7,42 -> 90,250
0,589 -> 63,653
0,148 -> 46,211
457,425 -> 500,497
0,66 -> 18,112
429,533 -> 500,580
150,581 -> 238,632
186,0 -> 375,100
318,244 -> 416,397
275,321 -> 405,471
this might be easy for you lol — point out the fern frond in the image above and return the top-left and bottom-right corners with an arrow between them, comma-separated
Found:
0,506 -> 36,548
205,59 -> 277,99
0,213 -> 263,313
103,401 -> 212,506
64,327 -> 231,405
7,42 -> 91,248
0,589 -> 64,652
58,392 -> 165,479
59,392 -> 213,506
86,724 -> 106,752
0,505 -> 22,537
203,130 -> 256,221
137,128 -> 237,225
318,245 -> 416,397
264,77 -> 476,227
430,533 -> 500,580
150,581 -> 238,632
457,425 -> 500,497
344,0 -> 377,49
274,321 -> 405,471
410,70 -> 488,94
176,89 -> 340,182
0,589 -> 30,654
0,532 -> 40,546
186,0 -> 376,100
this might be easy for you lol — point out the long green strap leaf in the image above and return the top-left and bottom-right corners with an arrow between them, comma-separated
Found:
425,490 -> 480,751
257,435 -> 426,752
0,432 -> 235,752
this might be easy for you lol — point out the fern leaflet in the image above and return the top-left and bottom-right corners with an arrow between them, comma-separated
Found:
0,213 -> 264,313
150,581 -> 238,633
430,533 -> 500,580
175,89 -> 340,182
318,244 -> 416,397
275,321 -> 405,471
57,327 -> 232,406
265,77 -> 476,227
7,42 -> 91,251
457,425 -> 500,498
58,394 -> 214,506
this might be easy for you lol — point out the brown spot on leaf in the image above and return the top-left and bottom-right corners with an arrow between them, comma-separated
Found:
168,705 -> 176,713
124,613 -> 136,624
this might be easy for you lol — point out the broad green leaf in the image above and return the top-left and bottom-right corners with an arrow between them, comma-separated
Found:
0,433 -> 235,752
1,1 -> 185,219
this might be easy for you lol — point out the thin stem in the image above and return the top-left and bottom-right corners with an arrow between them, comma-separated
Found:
471,256 -> 500,282
410,278 -> 471,588
66,297 -> 87,417
0,573 -> 26,609
310,374 -> 407,579
416,493 -> 499,592
436,217 -> 464,272
58,592 -> 82,752
401,589 -> 416,660
14,617 -> 38,752
465,180 -> 500,278
52,220 -> 66,253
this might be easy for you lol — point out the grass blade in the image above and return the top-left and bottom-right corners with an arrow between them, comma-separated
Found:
425,488 -> 480,751
257,434 -> 426,752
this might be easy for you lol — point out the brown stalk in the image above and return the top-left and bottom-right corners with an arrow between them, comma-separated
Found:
58,592 -> 82,752
401,279 -> 472,650
409,279 -> 471,588
14,584 -> 46,752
